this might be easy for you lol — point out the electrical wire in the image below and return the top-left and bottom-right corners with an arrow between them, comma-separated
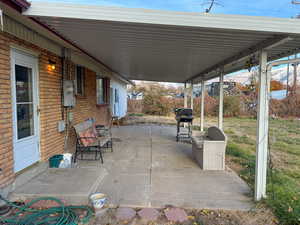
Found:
0,195 -> 93,225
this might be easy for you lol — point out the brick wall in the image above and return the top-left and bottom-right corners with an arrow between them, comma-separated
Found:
0,32 -> 14,188
38,51 -> 65,161
0,31 -> 110,188
66,64 -> 110,151
72,67 -> 109,125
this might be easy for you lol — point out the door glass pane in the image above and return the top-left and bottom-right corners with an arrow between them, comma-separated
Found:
15,64 -> 35,140
15,65 -> 33,103
17,103 -> 34,139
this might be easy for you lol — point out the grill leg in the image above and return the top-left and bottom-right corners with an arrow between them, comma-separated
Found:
176,122 -> 180,142
99,147 -> 104,164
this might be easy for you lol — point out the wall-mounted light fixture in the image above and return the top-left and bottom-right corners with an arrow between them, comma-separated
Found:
48,59 -> 56,71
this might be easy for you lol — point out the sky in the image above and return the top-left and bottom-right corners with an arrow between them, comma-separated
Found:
37,0 -> 300,18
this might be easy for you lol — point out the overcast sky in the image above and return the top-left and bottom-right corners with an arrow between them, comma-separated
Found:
37,0 -> 299,18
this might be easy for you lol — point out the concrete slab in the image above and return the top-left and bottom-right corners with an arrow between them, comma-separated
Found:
11,125 -> 253,211
92,125 -> 253,210
11,168 -> 107,205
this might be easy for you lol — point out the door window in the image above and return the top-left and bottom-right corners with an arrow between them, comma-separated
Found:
15,65 -> 34,139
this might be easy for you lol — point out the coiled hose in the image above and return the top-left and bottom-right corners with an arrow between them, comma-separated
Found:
0,195 -> 94,225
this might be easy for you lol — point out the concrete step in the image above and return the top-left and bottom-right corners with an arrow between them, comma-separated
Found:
10,168 -> 108,205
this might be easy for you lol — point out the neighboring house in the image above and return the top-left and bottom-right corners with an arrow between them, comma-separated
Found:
176,86 -> 202,99
208,81 -> 240,96
128,91 -> 144,100
0,0 -> 130,193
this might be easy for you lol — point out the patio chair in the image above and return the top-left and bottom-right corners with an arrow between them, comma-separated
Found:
86,115 -> 113,152
74,120 -> 111,163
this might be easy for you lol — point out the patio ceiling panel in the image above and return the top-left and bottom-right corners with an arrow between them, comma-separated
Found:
24,2 -> 300,83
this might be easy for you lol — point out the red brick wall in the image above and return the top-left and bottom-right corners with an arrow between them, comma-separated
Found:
0,32 -> 14,188
72,67 -> 109,125
65,65 -> 109,151
38,51 -> 65,161
0,31 -> 110,188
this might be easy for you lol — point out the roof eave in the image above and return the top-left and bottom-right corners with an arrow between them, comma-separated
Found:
0,0 -> 30,12
11,0 -> 30,10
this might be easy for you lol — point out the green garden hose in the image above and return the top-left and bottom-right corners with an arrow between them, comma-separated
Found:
0,195 -> 94,225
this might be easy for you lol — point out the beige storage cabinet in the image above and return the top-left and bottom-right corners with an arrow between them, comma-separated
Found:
192,126 -> 227,170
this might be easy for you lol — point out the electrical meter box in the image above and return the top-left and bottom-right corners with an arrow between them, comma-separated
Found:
63,80 -> 76,107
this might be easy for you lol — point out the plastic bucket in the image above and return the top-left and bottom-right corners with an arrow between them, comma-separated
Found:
49,155 -> 63,168
89,193 -> 107,209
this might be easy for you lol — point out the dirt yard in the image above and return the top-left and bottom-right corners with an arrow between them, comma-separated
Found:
92,206 -> 278,225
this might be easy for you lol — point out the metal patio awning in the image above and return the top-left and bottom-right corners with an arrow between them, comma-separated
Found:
24,2 -> 300,83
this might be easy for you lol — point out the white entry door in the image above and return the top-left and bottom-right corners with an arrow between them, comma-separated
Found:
11,49 -> 40,172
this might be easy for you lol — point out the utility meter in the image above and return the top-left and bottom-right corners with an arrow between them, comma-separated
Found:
63,80 -> 76,107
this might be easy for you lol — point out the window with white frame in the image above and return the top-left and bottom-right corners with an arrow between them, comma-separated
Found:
115,88 -> 119,103
75,65 -> 85,96
96,76 -> 110,104
96,77 -> 104,104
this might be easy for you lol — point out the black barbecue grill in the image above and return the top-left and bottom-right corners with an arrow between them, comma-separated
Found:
174,108 -> 193,142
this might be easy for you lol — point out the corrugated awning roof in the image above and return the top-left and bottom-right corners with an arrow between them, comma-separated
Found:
24,2 -> 300,83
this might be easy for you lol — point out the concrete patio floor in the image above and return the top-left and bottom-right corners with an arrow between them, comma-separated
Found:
79,125 -> 253,210
12,125 -> 253,210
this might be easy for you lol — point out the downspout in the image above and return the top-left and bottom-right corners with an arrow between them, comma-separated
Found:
265,57 -> 300,100
267,58 -> 300,73
61,48 -> 65,121
255,56 -> 300,200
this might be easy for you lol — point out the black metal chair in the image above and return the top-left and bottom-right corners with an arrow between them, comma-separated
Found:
73,121 -> 110,163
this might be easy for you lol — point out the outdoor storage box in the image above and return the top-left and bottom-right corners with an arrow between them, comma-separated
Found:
192,126 -> 227,170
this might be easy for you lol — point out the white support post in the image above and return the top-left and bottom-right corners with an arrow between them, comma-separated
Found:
255,50 -> 270,201
287,56 -> 290,96
190,82 -> 194,110
200,80 -> 205,132
218,70 -> 224,130
184,83 -> 188,108
293,54 -> 298,93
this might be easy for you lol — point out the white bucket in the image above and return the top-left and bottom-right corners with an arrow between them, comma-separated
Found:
89,193 -> 107,209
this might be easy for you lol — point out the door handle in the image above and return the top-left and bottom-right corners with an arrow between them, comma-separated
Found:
37,106 -> 41,115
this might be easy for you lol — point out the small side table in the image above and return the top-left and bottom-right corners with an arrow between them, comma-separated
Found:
112,116 -> 120,127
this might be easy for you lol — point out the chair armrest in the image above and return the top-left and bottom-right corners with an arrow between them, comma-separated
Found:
78,136 -> 97,139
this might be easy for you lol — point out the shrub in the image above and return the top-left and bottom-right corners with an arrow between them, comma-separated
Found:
128,85 -> 300,118
193,94 -> 218,116
128,99 -> 143,113
223,96 -> 242,117
142,95 -> 172,116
